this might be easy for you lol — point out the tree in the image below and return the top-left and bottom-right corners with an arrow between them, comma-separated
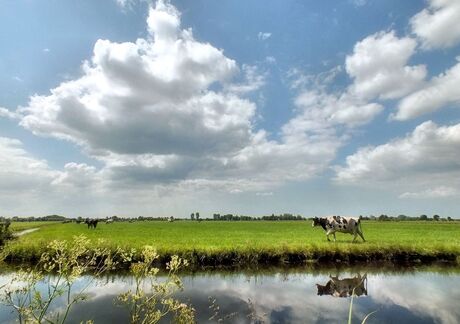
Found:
0,219 -> 12,246
419,214 -> 428,221
195,212 -> 200,221
190,213 -> 195,221
447,216 -> 453,221
433,214 -> 440,221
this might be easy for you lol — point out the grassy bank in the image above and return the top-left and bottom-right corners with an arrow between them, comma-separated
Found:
3,221 -> 460,267
9,221 -> 62,232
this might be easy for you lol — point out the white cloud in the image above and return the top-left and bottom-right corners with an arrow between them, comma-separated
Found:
0,137 -> 58,192
346,31 -> 426,100
52,162 -> 101,188
288,65 -> 343,90
0,107 -> 20,120
399,186 -> 460,199
115,0 -> 134,9
257,32 -> 272,41
394,58 -> 460,120
335,121 -> 460,195
0,137 -> 106,200
43,48 -> 50,53
225,64 -> 266,94
411,0 -> 460,49
291,90 -> 383,128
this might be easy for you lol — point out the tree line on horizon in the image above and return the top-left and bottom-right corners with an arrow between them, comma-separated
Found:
0,213 -> 457,223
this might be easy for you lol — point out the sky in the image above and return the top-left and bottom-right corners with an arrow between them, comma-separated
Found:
1,0 -> 460,218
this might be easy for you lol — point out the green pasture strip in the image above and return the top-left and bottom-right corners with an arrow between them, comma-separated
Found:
9,221 -> 62,232
4,221 -> 460,265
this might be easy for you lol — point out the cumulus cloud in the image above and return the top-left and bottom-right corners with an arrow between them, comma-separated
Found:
394,58 -> 460,120
0,137 -> 106,196
335,121 -> 460,195
16,0 -> 344,193
20,1 -> 249,159
346,31 -> 426,100
286,64 -> 384,130
410,0 -> 460,49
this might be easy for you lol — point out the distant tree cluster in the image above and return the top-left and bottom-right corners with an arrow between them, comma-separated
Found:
211,213 -> 306,221
136,216 -> 178,222
361,214 -> 455,221
0,215 -> 67,222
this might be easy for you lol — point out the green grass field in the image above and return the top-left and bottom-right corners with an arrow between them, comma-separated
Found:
9,221 -> 63,232
3,221 -> 460,266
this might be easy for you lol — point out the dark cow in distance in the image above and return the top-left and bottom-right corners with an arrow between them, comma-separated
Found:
316,274 -> 367,297
312,216 -> 365,242
85,219 -> 98,229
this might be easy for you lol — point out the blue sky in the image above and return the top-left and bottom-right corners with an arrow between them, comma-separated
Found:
1,0 -> 460,218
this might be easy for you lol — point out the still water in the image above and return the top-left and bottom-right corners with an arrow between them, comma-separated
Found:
1,267 -> 459,324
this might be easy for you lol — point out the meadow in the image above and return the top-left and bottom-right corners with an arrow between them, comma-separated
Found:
9,221 -> 62,232
3,220 -> 460,267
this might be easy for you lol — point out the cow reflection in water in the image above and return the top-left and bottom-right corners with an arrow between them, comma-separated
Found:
316,274 -> 367,297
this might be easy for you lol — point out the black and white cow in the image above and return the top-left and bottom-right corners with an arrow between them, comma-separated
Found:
85,218 -> 98,229
312,216 -> 365,242
316,274 -> 367,297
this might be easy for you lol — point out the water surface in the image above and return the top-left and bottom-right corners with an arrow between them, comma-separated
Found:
1,267 -> 459,323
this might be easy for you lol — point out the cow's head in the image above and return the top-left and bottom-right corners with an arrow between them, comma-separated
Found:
316,281 -> 333,296
312,217 -> 320,227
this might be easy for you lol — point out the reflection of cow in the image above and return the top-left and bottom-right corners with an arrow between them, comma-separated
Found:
316,274 -> 367,297
312,216 -> 365,242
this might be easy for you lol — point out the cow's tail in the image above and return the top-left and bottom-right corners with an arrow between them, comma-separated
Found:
357,216 -> 366,242
358,216 -> 363,231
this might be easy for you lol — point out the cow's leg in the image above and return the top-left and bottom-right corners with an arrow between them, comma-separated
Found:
326,230 -> 332,242
333,232 -> 336,242
352,230 -> 358,243
358,230 -> 365,242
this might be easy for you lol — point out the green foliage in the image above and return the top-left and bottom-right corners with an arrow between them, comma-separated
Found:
1,236 -> 195,324
118,247 -> 195,323
1,235 -> 120,323
0,219 -> 12,246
